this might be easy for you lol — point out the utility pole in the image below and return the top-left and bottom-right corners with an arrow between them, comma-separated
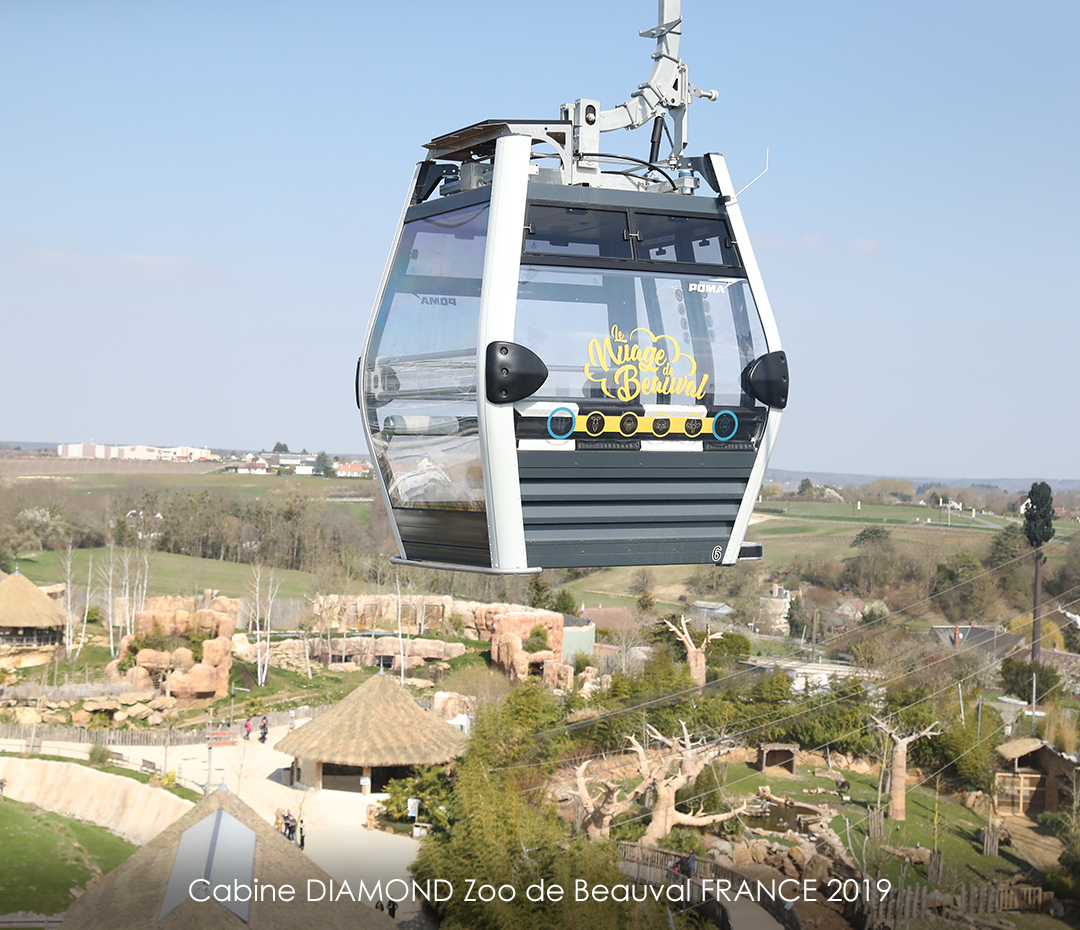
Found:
1031,671 -> 1037,738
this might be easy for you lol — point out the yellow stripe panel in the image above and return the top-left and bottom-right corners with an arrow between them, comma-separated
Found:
573,413 -> 715,438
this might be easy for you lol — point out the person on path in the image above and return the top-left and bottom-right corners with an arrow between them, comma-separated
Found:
688,850 -> 696,877
298,819 -> 306,850
375,901 -> 384,911
386,899 -> 397,919
289,709 -> 296,730
259,717 -> 269,743
244,718 -> 252,740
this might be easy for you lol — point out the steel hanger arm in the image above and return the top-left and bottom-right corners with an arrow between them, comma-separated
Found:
597,0 -> 717,157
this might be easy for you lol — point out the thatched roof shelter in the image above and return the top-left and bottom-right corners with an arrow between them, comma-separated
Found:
275,673 -> 466,793
62,787 -> 396,930
0,572 -> 66,629
996,737 -> 1044,763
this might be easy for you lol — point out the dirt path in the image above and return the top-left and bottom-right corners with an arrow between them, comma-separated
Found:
1004,815 -> 1065,875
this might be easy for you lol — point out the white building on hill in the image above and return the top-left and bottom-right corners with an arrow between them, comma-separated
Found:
58,443 -> 211,461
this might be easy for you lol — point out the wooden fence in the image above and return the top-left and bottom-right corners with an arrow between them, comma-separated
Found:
846,880 -> 1054,928
615,843 -> 730,930
0,704 -> 334,749
0,914 -> 64,929
616,842 -> 805,930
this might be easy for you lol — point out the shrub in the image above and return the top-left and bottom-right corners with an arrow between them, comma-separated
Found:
573,652 -> 595,674
88,743 -> 111,767
522,625 -> 550,653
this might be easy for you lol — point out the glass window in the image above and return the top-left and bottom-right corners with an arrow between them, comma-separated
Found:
363,203 -> 488,511
634,213 -> 740,266
514,265 -> 767,407
524,205 -> 633,259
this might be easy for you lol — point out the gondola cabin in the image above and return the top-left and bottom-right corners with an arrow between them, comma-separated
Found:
358,3 -> 787,575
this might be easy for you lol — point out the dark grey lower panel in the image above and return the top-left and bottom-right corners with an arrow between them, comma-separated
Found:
394,508 -> 491,569
525,525 -> 733,568
517,448 -> 752,568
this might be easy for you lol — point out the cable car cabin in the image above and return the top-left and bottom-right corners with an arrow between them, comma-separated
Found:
358,6 -> 787,575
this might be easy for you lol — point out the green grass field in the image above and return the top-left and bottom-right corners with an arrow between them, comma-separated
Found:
717,762 -> 1019,886
0,797 -> 136,915
50,470 -> 375,499
16,548 -> 319,600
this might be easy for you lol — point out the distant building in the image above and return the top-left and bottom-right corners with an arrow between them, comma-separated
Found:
928,623 -> 1024,660
580,607 -> 637,631
57,443 -> 211,461
334,460 -> 374,478
234,458 -> 269,475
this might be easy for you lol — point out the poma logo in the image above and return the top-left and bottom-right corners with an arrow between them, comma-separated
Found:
419,296 -> 457,306
688,282 -> 726,295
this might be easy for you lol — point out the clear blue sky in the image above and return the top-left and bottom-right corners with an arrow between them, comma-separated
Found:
3,1 -> 1078,480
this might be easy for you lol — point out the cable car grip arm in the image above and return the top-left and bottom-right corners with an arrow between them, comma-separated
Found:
594,0 -> 717,158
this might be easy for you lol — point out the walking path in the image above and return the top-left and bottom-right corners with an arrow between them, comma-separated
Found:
28,727 -> 438,929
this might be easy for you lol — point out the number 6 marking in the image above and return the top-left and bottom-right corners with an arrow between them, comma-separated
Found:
711,546 -> 723,562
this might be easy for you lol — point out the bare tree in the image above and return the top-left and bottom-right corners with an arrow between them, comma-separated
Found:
97,543 -> 117,656
568,723 -> 748,846
607,621 -> 649,676
60,541 -> 77,652
72,551 -> 93,662
871,715 -> 943,821
247,565 -> 281,687
662,615 -> 723,687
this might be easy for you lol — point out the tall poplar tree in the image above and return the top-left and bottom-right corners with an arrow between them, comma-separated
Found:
1023,481 -> 1055,663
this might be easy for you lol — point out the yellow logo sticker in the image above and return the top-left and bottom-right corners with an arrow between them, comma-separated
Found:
584,325 -> 709,402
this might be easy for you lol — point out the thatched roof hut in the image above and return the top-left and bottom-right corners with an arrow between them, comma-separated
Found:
0,572 -> 66,629
62,787 -> 396,930
275,672 -> 466,793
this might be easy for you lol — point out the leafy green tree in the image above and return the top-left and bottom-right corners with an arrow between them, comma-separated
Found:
313,451 -> 333,476
527,575 -> 552,610
798,477 -> 814,498
848,526 -> 894,596
551,588 -> 577,615
384,766 -> 454,831
748,673 -> 791,704
851,526 -> 891,547
942,704 -> 1004,792
1000,657 -> 1061,703
786,595 -> 809,638
272,441 -> 290,453
1024,481 -> 1055,662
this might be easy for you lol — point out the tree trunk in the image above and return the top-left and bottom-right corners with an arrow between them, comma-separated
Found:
686,650 -> 707,688
1032,547 -> 1043,664
640,785 -> 680,847
888,738 -> 909,821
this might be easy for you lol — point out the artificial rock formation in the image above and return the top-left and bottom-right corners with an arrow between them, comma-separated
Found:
104,606 -> 236,699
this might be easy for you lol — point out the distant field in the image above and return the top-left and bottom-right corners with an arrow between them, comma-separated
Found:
17,548 -> 319,600
56,471 -> 376,501
558,500 -> 1041,610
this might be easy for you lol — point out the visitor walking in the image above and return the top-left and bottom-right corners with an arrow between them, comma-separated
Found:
386,899 -> 397,919
298,819 -> 306,850
244,718 -> 252,741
